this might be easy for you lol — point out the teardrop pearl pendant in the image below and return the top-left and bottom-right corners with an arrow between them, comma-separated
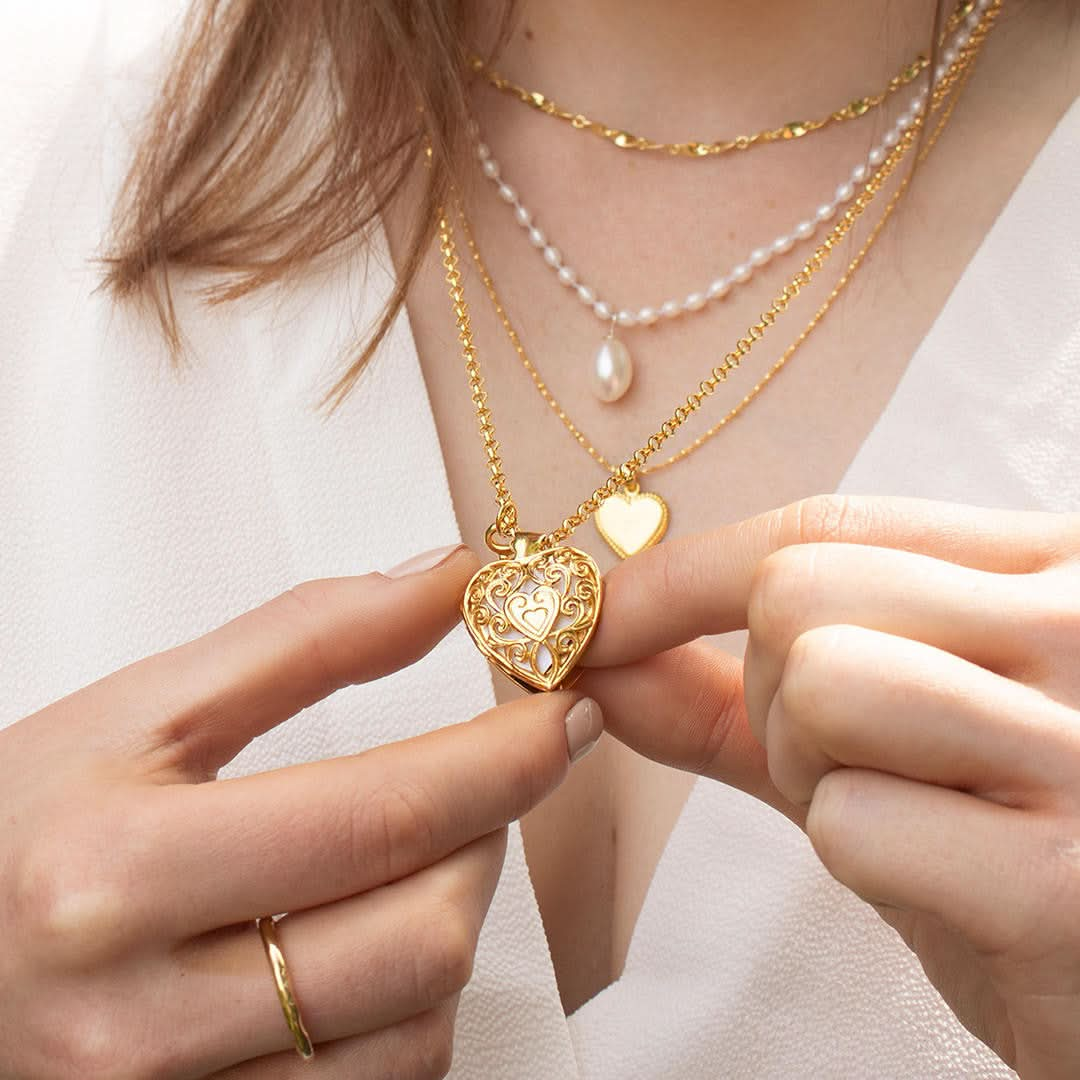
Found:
592,331 -> 633,403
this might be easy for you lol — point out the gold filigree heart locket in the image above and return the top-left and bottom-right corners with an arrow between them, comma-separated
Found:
462,531 -> 603,693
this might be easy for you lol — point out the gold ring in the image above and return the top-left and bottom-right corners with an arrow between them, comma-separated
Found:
256,915 -> 315,1060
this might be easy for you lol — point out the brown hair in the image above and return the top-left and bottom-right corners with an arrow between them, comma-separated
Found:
97,0 -> 946,411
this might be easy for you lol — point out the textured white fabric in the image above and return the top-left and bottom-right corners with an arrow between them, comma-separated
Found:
2,5 -> 1077,1077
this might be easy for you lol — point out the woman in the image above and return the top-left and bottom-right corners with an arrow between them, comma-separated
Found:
2,0 -> 1078,1076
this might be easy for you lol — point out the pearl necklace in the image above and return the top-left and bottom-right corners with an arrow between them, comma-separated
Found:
474,2 -> 983,403
477,126 -> 915,326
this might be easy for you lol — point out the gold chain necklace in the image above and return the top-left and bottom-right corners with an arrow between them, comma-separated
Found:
468,3 -> 975,158
446,1 -> 998,692
455,65 -> 965,560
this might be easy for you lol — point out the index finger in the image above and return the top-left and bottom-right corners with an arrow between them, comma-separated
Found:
585,494 -> 1077,667
42,545 -> 479,774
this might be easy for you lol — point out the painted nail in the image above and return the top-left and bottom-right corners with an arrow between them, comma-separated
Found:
384,544 -> 465,579
564,697 -> 603,763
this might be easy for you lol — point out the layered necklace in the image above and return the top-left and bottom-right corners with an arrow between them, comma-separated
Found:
473,1 -> 984,404
444,1 -> 999,693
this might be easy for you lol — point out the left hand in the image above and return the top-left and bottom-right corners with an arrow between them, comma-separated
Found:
580,494 -> 1080,1080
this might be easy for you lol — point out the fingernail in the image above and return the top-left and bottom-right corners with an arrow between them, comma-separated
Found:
564,698 -> 603,763
384,544 -> 465,579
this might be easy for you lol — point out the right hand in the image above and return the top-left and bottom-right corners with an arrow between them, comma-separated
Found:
0,545 -> 602,1079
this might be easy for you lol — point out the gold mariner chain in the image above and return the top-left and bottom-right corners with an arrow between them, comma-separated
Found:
469,2 -> 975,158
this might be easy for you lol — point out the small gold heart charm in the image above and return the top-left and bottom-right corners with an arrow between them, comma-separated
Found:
594,482 -> 669,560
462,537 -> 603,693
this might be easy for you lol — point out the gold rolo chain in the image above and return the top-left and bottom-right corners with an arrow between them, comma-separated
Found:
458,63 -> 969,478
442,0 -> 999,550
440,235 -> 520,537
469,3 -> 974,158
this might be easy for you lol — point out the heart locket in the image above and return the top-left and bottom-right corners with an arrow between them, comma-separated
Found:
462,533 -> 603,693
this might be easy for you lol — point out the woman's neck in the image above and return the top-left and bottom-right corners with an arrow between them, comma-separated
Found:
484,0 -> 940,136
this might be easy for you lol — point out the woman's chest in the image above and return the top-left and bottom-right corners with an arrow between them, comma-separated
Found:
390,45 -> 1078,1011
404,63 -> 1064,579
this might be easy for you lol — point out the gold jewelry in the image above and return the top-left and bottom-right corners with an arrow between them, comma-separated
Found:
456,65 -> 966,559
462,530 -> 603,692
256,916 -> 315,1061
468,3 -> 976,159
448,1 -> 998,689
594,480 -> 670,559
471,57 -> 927,158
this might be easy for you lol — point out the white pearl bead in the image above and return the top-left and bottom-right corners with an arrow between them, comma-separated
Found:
592,336 -> 633,403
577,284 -> 596,305
883,128 -> 900,149
851,163 -> 869,183
868,147 -> 886,167
816,203 -> 836,224
707,277 -> 731,300
482,158 -> 499,180
594,300 -> 613,321
943,46 -> 958,67
896,112 -> 912,131
683,292 -> 707,312
476,143 -> 490,160
637,307 -> 658,325
749,247 -> 771,268
543,245 -> 561,268
528,227 -> 546,248
513,204 -> 531,227
966,11 -> 980,30
731,263 -> 753,284
772,234 -> 795,255
835,181 -> 855,203
616,310 -> 637,328
955,30 -> 971,49
498,183 -> 516,203
794,220 -> 815,241
557,265 -> 577,286
934,63 -> 948,81
660,300 -> 681,319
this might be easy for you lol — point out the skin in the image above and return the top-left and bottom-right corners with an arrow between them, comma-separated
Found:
579,493 -> 1080,1079
0,548 -> 601,1078
390,0 -> 1080,1015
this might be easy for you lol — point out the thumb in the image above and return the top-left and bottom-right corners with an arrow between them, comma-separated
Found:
577,641 -> 806,829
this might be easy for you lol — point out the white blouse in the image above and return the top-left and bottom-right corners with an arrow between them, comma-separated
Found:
4,5 -> 1078,1077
